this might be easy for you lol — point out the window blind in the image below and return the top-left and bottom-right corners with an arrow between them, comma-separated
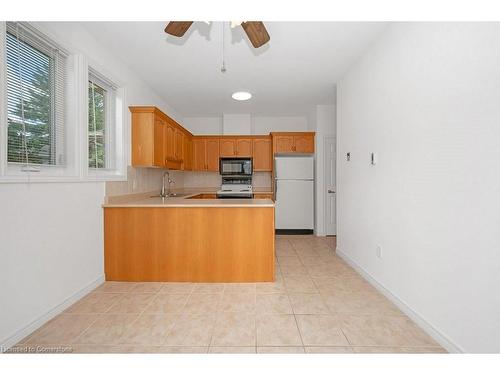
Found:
5,22 -> 67,168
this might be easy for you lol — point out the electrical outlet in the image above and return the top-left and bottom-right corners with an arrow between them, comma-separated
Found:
376,245 -> 383,259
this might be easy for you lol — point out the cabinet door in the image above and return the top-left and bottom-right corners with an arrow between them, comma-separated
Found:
164,123 -> 176,163
252,138 -> 272,171
236,138 -> 252,157
193,138 -> 206,171
294,135 -> 314,153
175,129 -> 184,161
183,136 -> 193,170
274,135 -> 294,153
206,139 -> 220,171
219,138 -> 236,157
153,117 -> 165,167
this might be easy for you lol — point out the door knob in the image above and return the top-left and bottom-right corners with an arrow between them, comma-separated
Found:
328,189 -> 335,193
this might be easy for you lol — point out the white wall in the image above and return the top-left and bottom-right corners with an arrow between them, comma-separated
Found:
222,114 -> 251,134
183,117 -> 222,134
0,22 -> 183,348
337,23 -> 500,353
183,115 -> 308,135
253,116 -> 308,134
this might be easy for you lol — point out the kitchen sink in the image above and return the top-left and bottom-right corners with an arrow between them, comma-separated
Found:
150,193 -> 191,198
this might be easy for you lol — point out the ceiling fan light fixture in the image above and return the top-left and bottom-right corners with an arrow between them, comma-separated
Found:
232,91 -> 252,101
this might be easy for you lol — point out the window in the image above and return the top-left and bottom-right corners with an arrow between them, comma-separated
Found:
1,22 -> 126,182
4,22 -> 66,169
88,70 -> 116,170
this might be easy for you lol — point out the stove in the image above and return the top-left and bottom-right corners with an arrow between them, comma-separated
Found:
216,176 -> 253,199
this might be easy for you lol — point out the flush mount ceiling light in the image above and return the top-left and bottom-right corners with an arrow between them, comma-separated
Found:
232,91 -> 252,101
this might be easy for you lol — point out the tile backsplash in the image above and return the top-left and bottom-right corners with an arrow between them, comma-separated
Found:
105,167 -> 272,197
105,166 -> 185,197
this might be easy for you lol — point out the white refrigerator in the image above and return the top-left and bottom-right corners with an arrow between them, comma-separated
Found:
274,156 -> 314,232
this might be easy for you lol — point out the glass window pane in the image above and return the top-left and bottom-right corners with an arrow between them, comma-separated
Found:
88,81 -> 106,168
6,32 -> 54,165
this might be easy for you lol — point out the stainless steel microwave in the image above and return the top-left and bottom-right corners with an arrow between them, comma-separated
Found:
219,158 -> 252,176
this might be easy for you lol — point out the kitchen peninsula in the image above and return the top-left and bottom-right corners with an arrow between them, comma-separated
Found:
103,193 -> 275,282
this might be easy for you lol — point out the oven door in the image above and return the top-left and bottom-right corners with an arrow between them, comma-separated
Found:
219,158 -> 252,175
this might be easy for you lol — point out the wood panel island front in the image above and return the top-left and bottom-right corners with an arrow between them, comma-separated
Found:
103,195 -> 275,282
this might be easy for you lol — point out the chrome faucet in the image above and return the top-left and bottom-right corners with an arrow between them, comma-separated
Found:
160,171 -> 174,198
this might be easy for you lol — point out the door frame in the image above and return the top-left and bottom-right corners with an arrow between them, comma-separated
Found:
324,135 -> 336,236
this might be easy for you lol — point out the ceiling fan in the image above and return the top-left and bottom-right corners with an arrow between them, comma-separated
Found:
164,21 -> 270,48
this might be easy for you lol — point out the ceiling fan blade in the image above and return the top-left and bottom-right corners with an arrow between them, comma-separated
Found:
241,21 -> 270,48
164,21 -> 194,37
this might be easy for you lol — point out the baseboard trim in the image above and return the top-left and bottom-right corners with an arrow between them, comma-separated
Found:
0,275 -> 105,351
336,248 -> 464,353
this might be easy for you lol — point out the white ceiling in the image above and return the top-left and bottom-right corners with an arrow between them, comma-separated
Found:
80,22 -> 387,117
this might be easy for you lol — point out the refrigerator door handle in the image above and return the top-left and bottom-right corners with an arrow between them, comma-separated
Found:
274,180 -> 277,200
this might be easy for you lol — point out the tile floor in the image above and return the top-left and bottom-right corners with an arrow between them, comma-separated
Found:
11,235 -> 446,354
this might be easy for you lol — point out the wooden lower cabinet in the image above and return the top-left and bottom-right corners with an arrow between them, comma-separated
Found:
253,193 -> 273,200
104,207 -> 275,282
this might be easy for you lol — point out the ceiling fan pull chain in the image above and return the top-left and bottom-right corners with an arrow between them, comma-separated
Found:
221,22 -> 227,73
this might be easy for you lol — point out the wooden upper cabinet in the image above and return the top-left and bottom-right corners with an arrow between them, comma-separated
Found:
130,106 -> 193,170
236,138 -> 252,157
252,137 -> 272,171
294,134 -> 314,153
272,132 -> 315,154
274,135 -> 295,153
193,138 -> 206,171
153,117 -> 165,167
206,138 -> 220,171
183,136 -> 193,171
175,128 -> 184,161
219,138 -> 236,157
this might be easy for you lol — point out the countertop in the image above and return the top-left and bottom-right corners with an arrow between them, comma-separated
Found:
103,188 -> 275,208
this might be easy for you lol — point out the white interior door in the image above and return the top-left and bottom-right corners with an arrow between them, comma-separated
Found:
325,136 -> 336,235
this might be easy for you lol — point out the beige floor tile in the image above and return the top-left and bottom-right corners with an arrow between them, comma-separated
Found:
223,283 -> 256,293
295,315 -> 350,346
24,314 -> 98,345
352,346 -> 447,353
298,256 -> 325,266
93,282 -> 137,293
192,283 -> 226,294
289,293 -> 330,314
72,345 -> 208,353
256,280 -> 286,294
256,314 -> 302,346
305,263 -> 340,278
294,248 -> 320,258
257,346 -> 305,353
120,314 -> 178,345
211,313 -> 256,346
280,264 -> 310,276
131,282 -> 164,293
313,276 -> 374,294
74,314 -> 140,345
144,294 -> 190,314
305,346 -> 354,353
65,292 -> 123,314
321,290 -> 402,315
284,276 -> 318,293
256,293 -> 293,315
219,293 -> 256,313
277,256 -> 303,267
164,314 -> 216,346
183,293 -> 222,314
107,293 -> 156,314
209,346 -> 256,353
160,282 -> 195,294
340,314 -> 439,347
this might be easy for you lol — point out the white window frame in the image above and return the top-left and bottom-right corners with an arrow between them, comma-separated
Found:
81,57 -> 126,181
0,21 -> 127,183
